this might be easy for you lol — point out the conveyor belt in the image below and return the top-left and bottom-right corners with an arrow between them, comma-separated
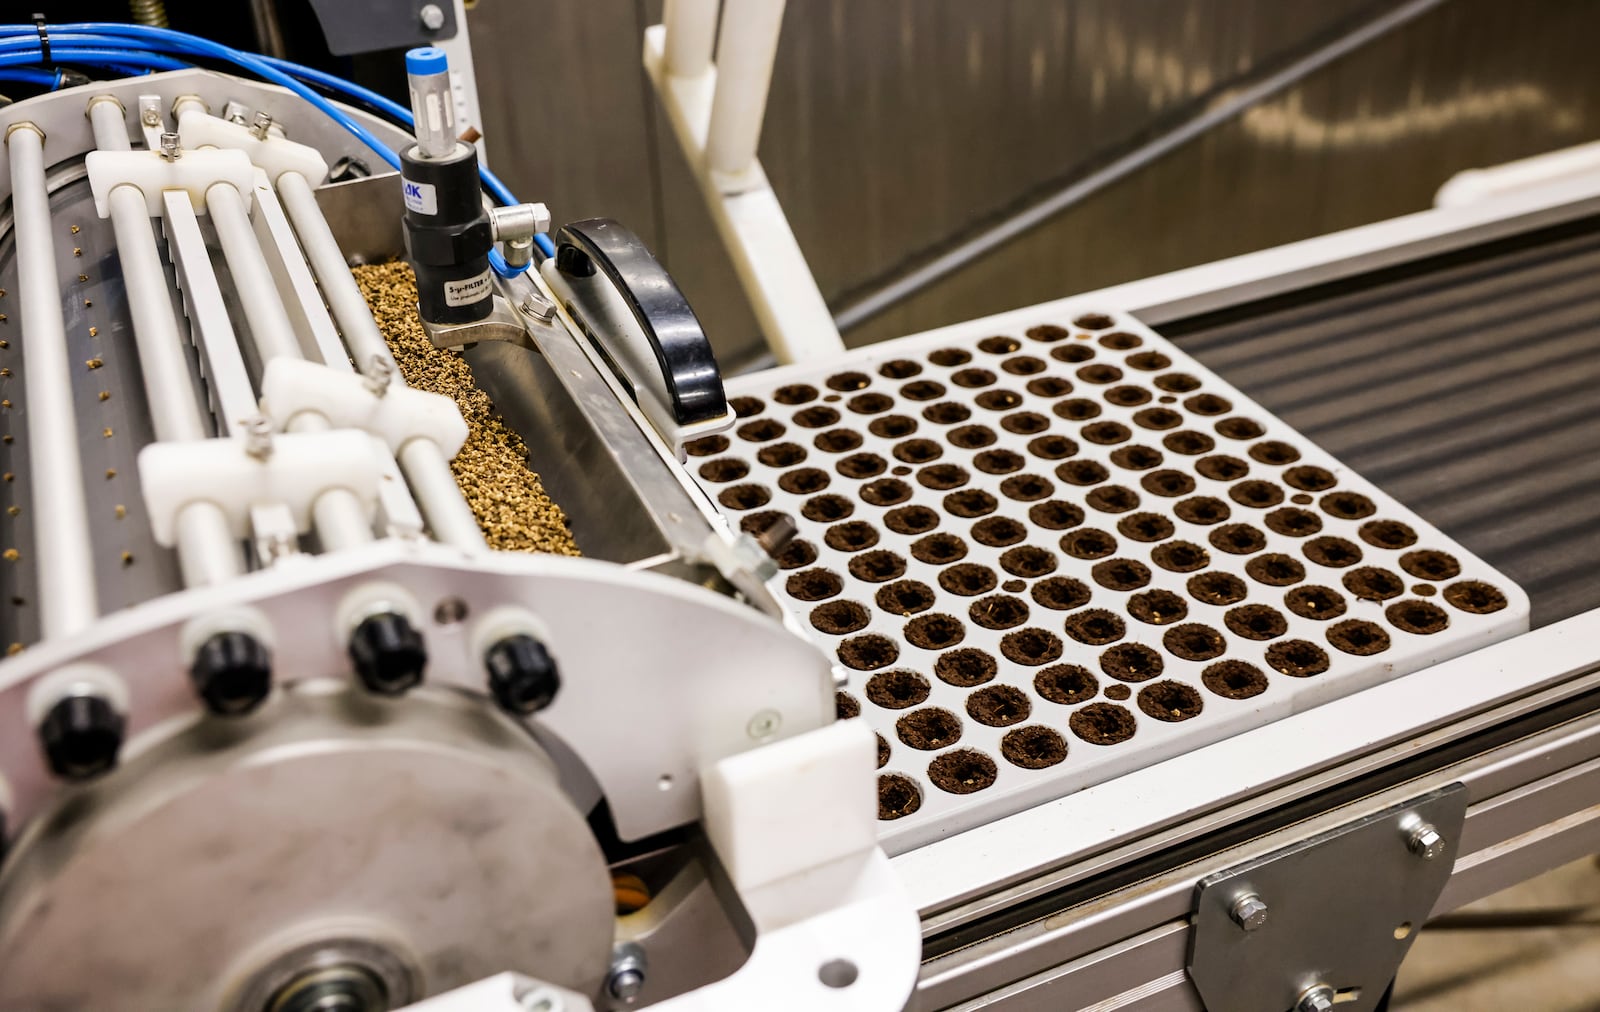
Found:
1164,218 -> 1600,627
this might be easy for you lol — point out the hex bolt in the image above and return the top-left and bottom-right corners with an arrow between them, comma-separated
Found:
189,630 -> 273,716
348,612 -> 428,696
1406,821 -> 1446,861
485,635 -> 561,715
38,693 -> 125,781
606,943 -> 647,1003
519,292 -> 557,323
419,3 -> 445,30
157,131 -> 182,162
1229,892 -> 1269,932
1296,984 -> 1336,1012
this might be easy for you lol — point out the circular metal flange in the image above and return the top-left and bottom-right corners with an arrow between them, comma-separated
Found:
0,682 -> 615,1010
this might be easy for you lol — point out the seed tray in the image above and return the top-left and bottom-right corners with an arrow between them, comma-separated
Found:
687,310 -> 1528,853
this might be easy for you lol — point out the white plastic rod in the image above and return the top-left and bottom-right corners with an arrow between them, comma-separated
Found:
206,181 -> 303,364
285,412 -> 373,551
664,0 -> 719,78
174,501 -> 242,586
8,124 -> 98,638
398,438 -> 486,552
705,0 -> 786,177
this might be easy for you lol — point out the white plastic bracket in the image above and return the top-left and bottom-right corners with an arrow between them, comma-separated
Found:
260,358 -> 470,458
85,147 -> 257,218
176,107 -> 329,185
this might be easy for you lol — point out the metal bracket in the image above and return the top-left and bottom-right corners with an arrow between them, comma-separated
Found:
422,293 -> 536,351
1187,783 -> 1467,1012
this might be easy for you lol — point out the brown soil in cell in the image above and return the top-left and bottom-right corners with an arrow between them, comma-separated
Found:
936,647 -> 998,686
1074,313 -> 1114,330
1249,440 -> 1301,465
1063,609 -> 1126,645
866,669 -> 931,709
1444,580 -> 1509,614
1004,355 -> 1047,375
837,453 -> 888,479
1174,496 -> 1231,525
802,494 -> 855,522
1081,421 -> 1132,445
1415,584 -> 1437,596
773,383 -> 819,405
718,484 -> 773,510
877,734 -> 890,768
1320,491 -> 1376,520
938,563 -> 998,597
928,749 -> 998,795
836,692 -> 860,719
1076,363 -> 1123,385
1029,500 -> 1085,531
737,418 -> 786,443
943,489 -> 998,518
948,425 -> 998,449
967,685 -> 1033,727
1246,553 -> 1306,587
1001,411 -> 1051,434
1027,324 -> 1071,343
978,335 -> 1022,354
1099,331 -> 1143,350
1154,373 -> 1201,393
1184,572 -> 1247,607
1182,393 -> 1229,416
894,438 -> 944,465
1026,376 -> 1074,398
700,458 -> 751,483
739,512 -> 790,543
1100,643 -> 1164,682
1292,493 -> 1313,505
911,533 -> 968,565
1154,541 -> 1212,574
1118,512 -> 1175,542
1060,527 -> 1118,559
1327,619 -> 1391,655
1210,524 -> 1268,555
974,449 -> 1025,474
917,463 -> 969,490
1031,666 -> 1098,709
1057,459 -> 1111,486
792,405 -> 841,428
1138,681 -> 1204,722
973,516 -> 1029,547
758,442 -> 807,467
868,414 -> 918,439
1001,474 -> 1055,502
1069,703 -> 1137,745
901,379 -> 947,401
1127,351 -> 1172,371
928,348 -> 973,367
1343,566 -> 1406,602
896,707 -> 962,750
1304,536 -> 1363,568
1229,480 -> 1285,509
811,600 -> 870,635
1163,430 -> 1215,455
1284,465 -> 1336,491
685,434 -> 731,457
877,774 -> 921,820
1000,545 -> 1058,578
1132,407 -> 1183,431
861,478 -> 913,506
777,539 -> 818,569
1084,486 -> 1139,514
1359,519 -> 1418,550
1128,589 -> 1188,625
952,368 -> 997,389
885,505 -> 941,535
1203,660 -> 1269,700
1266,639 -> 1330,677
1103,384 -> 1151,408
1001,726 -> 1067,769
1215,417 -> 1265,440
924,402 -> 973,426
876,580 -> 937,617
879,359 -> 923,380
1387,599 -> 1451,634
1194,455 -> 1247,482
975,390 -> 1023,412
1104,684 -> 1132,701
848,550 -> 908,583
1003,579 -> 1026,592
1284,585 -> 1347,621
827,371 -> 871,391
838,634 -> 899,670
778,468 -> 831,495
1141,470 -> 1195,498
787,568 -> 844,602
905,613 -> 966,650
1025,577 -> 1091,614
1053,398 -> 1103,422
1264,508 -> 1321,538
1001,627 -> 1066,665
813,428 -> 864,454
1109,445 -> 1164,471
1400,549 -> 1461,581
970,594 -> 1031,630
1051,343 -> 1095,363
893,466 -> 912,475
1092,558 -> 1152,591
824,520 -> 879,552
1163,623 -> 1227,661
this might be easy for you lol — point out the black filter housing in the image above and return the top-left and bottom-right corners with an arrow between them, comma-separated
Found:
400,141 -> 494,325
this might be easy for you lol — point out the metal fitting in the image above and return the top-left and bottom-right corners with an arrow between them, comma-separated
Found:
419,3 -> 446,30
519,291 -> 557,323
503,235 -> 535,271
1229,892 -> 1269,932
489,202 -> 552,243
222,100 -> 250,126
1406,821 -> 1446,861
250,111 -> 274,141
606,942 -> 647,1003
157,131 -> 182,162
1295,984 -> 1336,1012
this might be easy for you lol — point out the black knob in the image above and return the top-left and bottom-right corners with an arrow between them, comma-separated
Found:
38,694 -> 125,781
190,631 -> 273,716
485,635 -> 560,715
348,612 -> 427,696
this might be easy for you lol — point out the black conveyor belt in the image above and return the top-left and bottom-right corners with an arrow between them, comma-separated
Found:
1163,217 -> 1600,628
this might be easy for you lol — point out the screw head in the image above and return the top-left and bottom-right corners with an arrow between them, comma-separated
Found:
607,967 -> 645,1001
349,612 -> 427,696
485,635 -> 560,715
1408,822 -> 1446,861
1229,892 -> 1269,932
1296,984 -> 1336,1012
190,630 -> 273,716
419,3 -> 446,30
140,107 -> 161,127
39,694 -> 125,781
747,709 -> 782,740
157,132 -> 182,161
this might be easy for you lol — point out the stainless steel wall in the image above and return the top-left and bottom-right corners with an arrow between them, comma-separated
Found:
469,0 -> 1600,360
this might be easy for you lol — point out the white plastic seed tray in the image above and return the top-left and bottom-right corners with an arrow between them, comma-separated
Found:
688,309 -> 1528,854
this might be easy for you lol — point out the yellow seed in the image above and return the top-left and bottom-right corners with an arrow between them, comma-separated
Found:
6,505 -> 18,516
1,400 -> 9,410
6,644 -> 21,656
70,224 -> 80,234
2,472 -> 11,482
114,504 -> 126,519
73,248 -> 82,257
86,358 -> 103,370
1,434 -> 10,444
105,468 -> 117,479
102,427 -> 113,438
0,340 -> 8,349
0,368 -> 10,377
84,299 -> 92,308
98,390 -> 110,401
2,548 -> 17,562
120,551 -> 134,566
78,274 -> 89,283
88,326 -> 98,337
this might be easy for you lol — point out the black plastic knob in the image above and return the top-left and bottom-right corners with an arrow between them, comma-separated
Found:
348,612 -> 427,696
38,694 -> 125,781
190,631 -> 273,716
485,635 -> 560,715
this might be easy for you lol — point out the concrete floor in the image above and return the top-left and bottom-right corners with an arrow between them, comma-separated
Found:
1394,858 -> 1600,1011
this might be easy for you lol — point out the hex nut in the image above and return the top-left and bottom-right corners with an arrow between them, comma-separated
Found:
1230,892 -> 1269,932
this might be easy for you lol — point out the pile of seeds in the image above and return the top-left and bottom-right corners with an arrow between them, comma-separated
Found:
353,262 -> 579,556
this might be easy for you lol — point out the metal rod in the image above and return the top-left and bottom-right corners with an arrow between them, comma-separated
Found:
206,181 -> 303,364
831,0 -> 1453,333
398,437 -> 486,552
7,124 -> 99,639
